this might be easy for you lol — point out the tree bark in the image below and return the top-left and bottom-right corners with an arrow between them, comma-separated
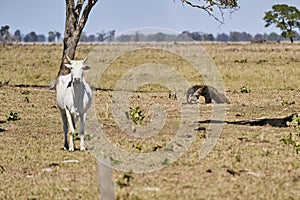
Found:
58,0 -> 98,76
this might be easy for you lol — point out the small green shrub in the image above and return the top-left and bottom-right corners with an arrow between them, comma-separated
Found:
235,154 -> 241,162
280,133 -> 300,154
197,132 -> 206,139
281,133 -> 296,145
240,86 -> 250,93
292,113 -> 300,126
133,144 -> 142,151
116,172 -> 134,188
6,112 -> 21,121
125,106 -> 145,132
281,100 -> 295,107
128,106 -> 145,125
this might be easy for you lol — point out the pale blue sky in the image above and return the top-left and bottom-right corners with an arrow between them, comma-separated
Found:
0,0 -> 299,36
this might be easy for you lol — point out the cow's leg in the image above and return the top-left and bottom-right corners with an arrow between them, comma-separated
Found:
79,113 -> 86,151
66,109 -> 75,151
60,110 -> 69,150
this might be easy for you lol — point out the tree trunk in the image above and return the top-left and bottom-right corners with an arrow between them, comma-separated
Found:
58,0 -> 98,76
290,37 -> 294,43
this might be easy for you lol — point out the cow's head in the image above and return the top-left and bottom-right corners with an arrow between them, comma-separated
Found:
65,54 -> 91,83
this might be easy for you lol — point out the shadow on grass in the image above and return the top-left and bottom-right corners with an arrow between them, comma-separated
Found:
198,113 -> 296,128
0,120 -> 6,132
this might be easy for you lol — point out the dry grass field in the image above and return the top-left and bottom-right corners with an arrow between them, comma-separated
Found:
1,42 -> 300,199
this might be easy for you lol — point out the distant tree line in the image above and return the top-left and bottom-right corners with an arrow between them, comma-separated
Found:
1,25 -> 300,43
179,31 -> 297,42
0,25 -> 61,43
0,25 -> 116,43
113,31 -> 300,42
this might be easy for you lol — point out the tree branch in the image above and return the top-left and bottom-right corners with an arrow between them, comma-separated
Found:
180,0 -> 239,24
75,0 -> 85,18
78,0 -> 98,31
181,0 -> 223,23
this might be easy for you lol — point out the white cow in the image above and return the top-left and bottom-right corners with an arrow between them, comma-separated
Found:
56,55 -> 92,151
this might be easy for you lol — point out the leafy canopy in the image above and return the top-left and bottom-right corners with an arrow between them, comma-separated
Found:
263,4 -> 300,42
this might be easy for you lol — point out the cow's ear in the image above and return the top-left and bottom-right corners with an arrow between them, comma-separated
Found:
83,66 -> 91,70
64,64 -> 72,69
